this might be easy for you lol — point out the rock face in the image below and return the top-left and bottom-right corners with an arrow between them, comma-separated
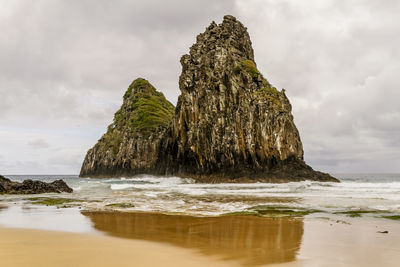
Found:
0,175 -> 73,194
80,15 -> 338,183
80,78 -> 175,177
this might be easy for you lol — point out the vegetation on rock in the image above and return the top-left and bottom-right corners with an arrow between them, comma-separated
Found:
254,86 -> 282,108
117,78 -> 174,133
111,78 -> 174,134
93,78 -> 174,154
240,59 -> 260,78
80,78 -> 175,177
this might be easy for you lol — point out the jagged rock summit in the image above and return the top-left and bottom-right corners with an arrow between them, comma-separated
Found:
80,15 -> 338,183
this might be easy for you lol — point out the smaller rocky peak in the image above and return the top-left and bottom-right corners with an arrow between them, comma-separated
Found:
80,78 -> 175,178
123,78 -> 156,100
111,78 -> 174,135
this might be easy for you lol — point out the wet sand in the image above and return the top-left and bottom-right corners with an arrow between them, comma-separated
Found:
1,210 -> 400,266
82,212 -> 303,266
0,227 -> 238,267
290,217 -> 400,267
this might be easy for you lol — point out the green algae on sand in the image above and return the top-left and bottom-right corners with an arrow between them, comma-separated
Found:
223,205 -> 321,218
334,210 -> 382,218
106,203 -> 135,208
382,215 -> 400,221
27,197 -> 84,207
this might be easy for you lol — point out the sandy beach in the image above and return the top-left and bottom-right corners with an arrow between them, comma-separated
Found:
0,227 -> 238,267
1,209 -> 400,267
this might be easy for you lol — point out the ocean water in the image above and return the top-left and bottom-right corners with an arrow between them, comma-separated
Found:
2,174 -> 400,216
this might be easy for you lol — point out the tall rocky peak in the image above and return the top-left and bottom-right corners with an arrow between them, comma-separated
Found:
80,15 -> 338,182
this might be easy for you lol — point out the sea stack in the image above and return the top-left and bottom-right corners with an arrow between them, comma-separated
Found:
80,15 -> 338,183
80,78 -> 175,177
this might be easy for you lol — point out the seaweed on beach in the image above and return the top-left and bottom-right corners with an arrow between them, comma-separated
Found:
222,211 -> 260,217
334,210 -> 382,218
382,215 -> 400,221
27,197 -> 84,207
105,203 -> 135,208
223,205 -> 321,218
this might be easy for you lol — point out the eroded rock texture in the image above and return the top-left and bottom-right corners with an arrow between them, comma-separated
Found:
80,78 -> 175,177
80,15 -> 338,183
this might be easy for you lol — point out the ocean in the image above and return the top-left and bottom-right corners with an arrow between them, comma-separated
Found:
2,174 -> 400,217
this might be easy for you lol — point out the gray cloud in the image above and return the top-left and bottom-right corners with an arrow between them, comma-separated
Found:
28,138 -> 50,149
0,0 -> 399,174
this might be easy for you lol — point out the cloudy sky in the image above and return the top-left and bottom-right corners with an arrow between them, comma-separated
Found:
0,0 -> 399,174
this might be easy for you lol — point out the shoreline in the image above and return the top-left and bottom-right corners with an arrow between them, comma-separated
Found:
2,174 -> 399,219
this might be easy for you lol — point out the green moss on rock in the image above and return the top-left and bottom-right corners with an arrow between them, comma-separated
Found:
234,60 -> 260,78
241,60 -> 259,78
114,78 -> 174,133
254,86 -> 282,107
129,93 -> 175,132
98,78 -> 175,154
123,78 -> 152,100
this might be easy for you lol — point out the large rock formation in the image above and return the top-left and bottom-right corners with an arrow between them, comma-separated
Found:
0,175 -> 73,194
80,78 -> 175,177
80,15 -> 338,183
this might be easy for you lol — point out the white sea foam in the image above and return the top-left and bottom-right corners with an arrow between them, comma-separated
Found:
102,177 -> 400,205
110,184 -> 136,190
5,174 -> 400,216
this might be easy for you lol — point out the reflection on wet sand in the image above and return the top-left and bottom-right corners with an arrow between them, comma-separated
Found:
82,211 -> 303,266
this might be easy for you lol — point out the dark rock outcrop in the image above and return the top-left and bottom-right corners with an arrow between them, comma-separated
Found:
80,15 -> 338,183
0,175 -> 73,194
